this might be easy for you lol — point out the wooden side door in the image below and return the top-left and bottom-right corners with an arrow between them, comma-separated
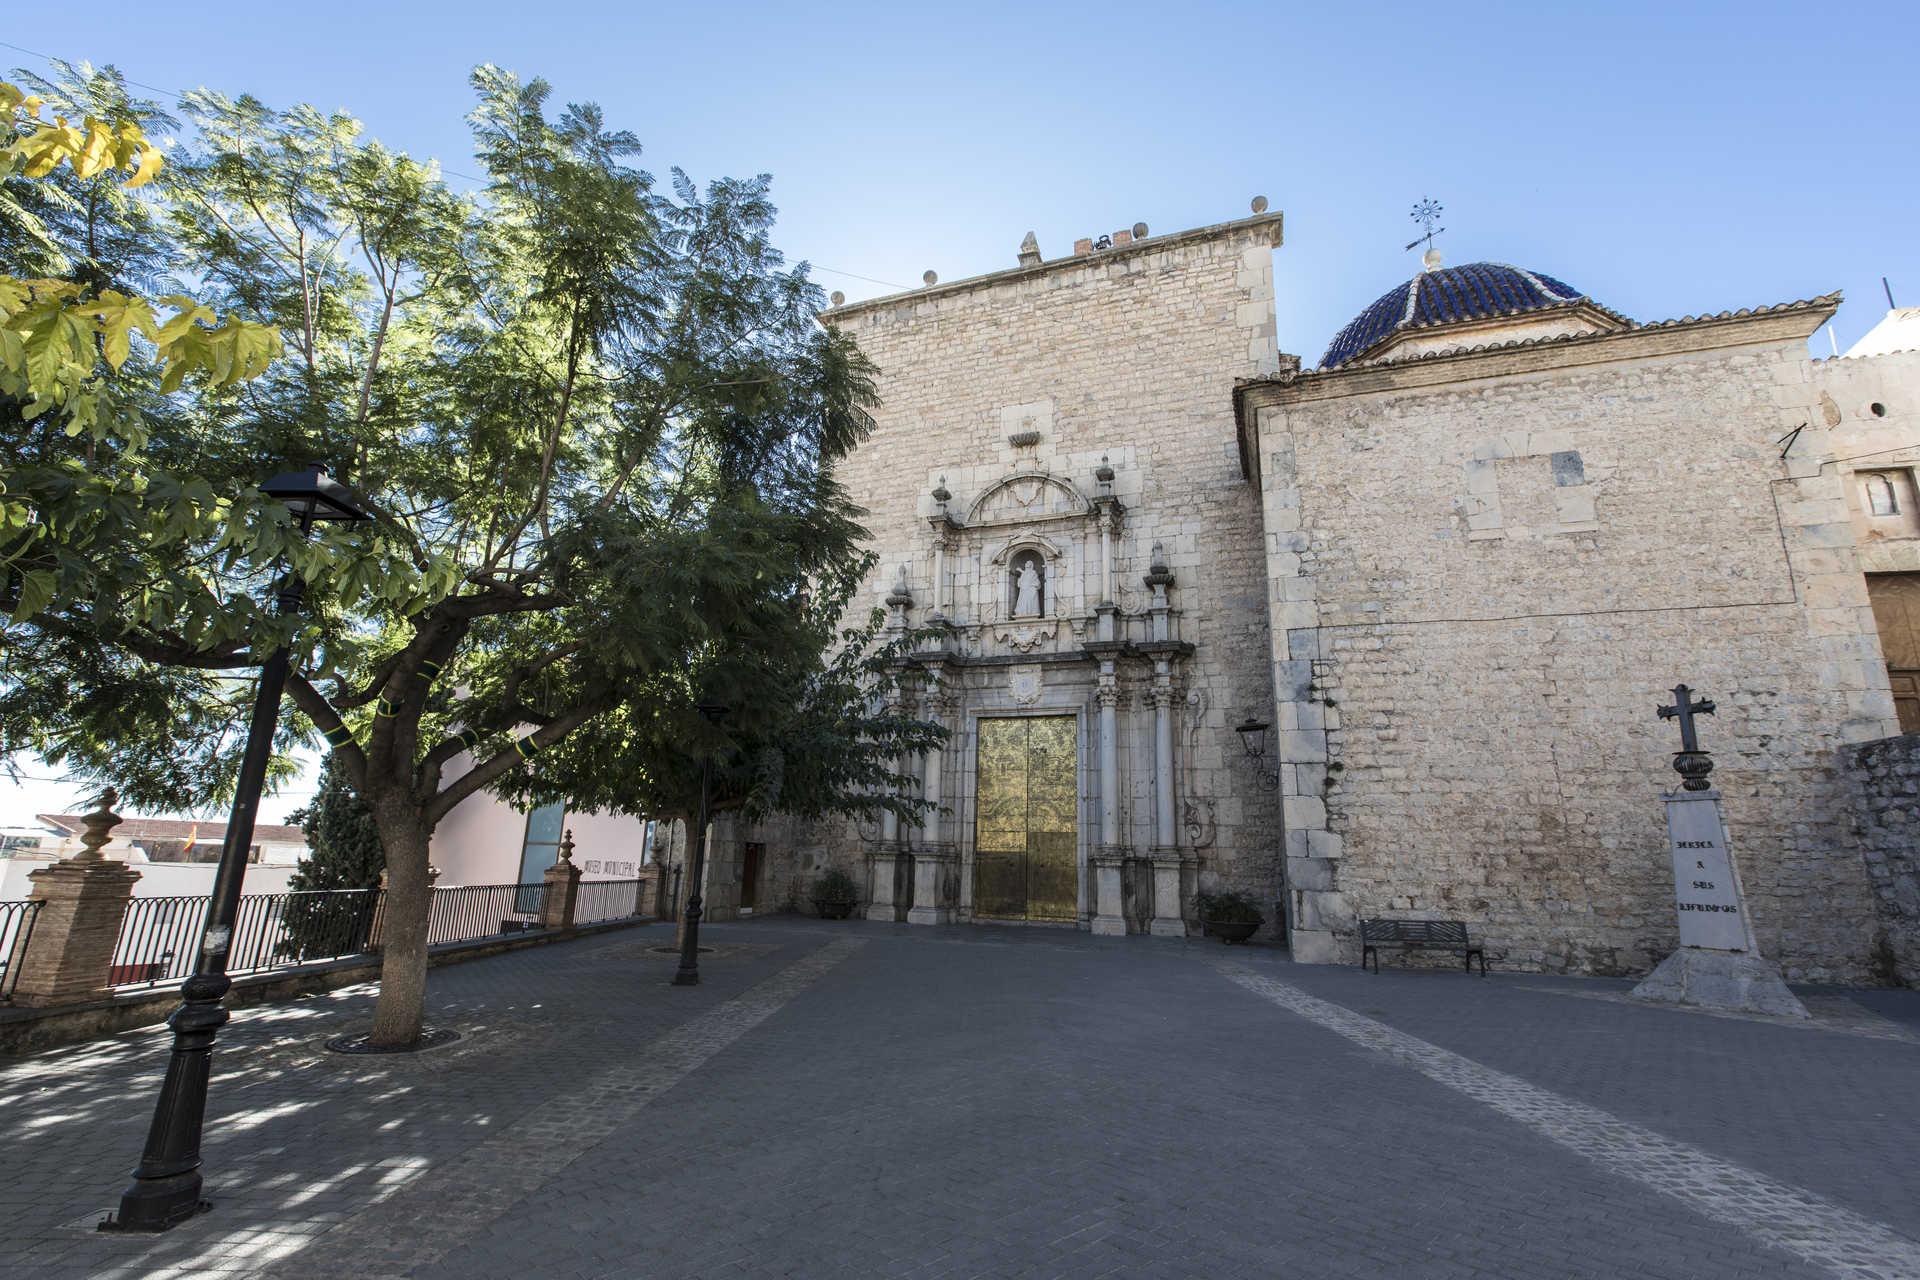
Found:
1866,574 -> 1920,733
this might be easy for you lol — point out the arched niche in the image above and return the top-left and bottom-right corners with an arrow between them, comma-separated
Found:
988,533 -> 1068,618
966,472 -> 1090,526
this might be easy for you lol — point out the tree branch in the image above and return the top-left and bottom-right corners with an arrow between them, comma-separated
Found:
423,698 -> 609,827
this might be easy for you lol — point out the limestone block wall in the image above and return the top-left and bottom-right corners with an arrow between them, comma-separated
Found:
1812,348 -> 1920,574
1245,311 -> 1899,980
1840,732 -> 1920,984
788,213 -> 1290,925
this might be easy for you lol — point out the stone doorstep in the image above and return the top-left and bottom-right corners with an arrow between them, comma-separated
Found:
0,915 -> 662,1058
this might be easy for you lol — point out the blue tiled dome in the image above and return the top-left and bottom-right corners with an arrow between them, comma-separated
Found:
1320,262 -> 1601,369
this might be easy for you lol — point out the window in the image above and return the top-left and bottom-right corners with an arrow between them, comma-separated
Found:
515,802 -> 566,911
1865,473 -> 1901,517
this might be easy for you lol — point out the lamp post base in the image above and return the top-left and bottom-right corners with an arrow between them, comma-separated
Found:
99,1188 -> 211,1233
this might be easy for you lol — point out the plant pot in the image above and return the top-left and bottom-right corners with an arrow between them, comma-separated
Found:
812,898 -> 856,920
1203,918 -> 1260,944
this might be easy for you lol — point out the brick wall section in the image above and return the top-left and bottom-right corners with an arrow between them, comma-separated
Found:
1242,304 -> 1899,980
1840,732 -> 1920,983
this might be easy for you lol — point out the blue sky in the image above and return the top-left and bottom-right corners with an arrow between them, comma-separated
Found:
4,0 -> 1916,823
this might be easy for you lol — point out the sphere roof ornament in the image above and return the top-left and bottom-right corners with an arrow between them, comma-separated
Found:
1319,262 -> 1613,370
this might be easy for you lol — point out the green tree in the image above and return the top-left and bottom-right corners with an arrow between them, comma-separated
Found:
279,752 -> 385,960
2,66 -> 935,1046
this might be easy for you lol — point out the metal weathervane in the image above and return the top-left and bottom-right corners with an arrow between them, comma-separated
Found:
1405,198 -> 1446,262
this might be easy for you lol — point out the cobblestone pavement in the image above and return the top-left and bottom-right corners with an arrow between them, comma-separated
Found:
3,919 -> 1917,1279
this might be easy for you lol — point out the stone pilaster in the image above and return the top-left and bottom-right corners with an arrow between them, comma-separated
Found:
906,851 -> 956,925
1090,853 -> 1128,936
866,843 -> 905,922
10,791 -> 140,1006
1148,854 -> 1193,938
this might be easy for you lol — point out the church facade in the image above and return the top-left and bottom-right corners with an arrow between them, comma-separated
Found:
700,207 -> 1918,985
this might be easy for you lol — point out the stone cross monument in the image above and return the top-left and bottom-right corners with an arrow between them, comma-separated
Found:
1630,685 -> 1808,1017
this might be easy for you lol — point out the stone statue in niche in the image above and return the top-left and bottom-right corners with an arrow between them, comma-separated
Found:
1012,554 -> 1045,617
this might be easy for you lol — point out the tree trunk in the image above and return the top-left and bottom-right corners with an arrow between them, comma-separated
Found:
369,796 -> 434,1047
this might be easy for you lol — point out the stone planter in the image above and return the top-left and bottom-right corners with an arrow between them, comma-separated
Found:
812,898 -> 857,920
1203,918 -> 1260,945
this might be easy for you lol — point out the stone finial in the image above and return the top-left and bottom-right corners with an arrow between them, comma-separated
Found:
1145,539 -> 1175,588
922,270 -> 938,287
75,788 -> 123,863
886,563 -> 914,609
932,474 -> 951,507
1017,232 -> 1041,268
1095,455 -> 1115,498
829,290 -> 846,307
1251,195 -> 1269,214
559,829 -> 575,864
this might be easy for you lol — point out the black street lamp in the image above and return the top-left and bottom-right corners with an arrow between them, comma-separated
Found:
673,701 -> 730,987
106,465 -> 371,1233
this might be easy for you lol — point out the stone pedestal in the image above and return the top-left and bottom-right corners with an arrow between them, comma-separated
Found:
10,793 -> 140,1006
1148,852 -> 1190,937
866,845 -> 904,922
539,833 -> 583,930
1091,852 -> 1128,936
637,864 -> 663,919
906,850 -> 955,925
13,859 -> 141,1005
1631,790 -> 1808,1018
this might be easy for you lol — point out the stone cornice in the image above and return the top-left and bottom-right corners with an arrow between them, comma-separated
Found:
819,211 -> 1284,321
1238,294 -> 1838,414
1233,294 -> 1839,483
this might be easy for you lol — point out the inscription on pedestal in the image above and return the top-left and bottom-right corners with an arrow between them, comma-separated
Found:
1665,797 -> 1745,951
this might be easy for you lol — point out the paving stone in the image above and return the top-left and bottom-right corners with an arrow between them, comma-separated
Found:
1,919 -> 1916,1279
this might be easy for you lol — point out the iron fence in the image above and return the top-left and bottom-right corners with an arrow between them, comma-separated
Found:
113,889 -> 382,990
424,882 -> 545,944
575,878 -> 645,925
1,899 -> 45,1000
108,881 -> 555,991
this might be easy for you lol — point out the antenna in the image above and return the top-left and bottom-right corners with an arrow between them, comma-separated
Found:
1885,277 -> 1897,310
1404,198 -> 1446,270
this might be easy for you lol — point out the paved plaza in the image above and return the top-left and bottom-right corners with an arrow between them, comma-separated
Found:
3,919 -> 1918,1279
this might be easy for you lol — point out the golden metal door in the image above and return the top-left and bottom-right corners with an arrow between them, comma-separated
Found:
974,717 -> 1079,922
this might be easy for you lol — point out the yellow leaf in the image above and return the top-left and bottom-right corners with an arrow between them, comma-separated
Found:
0,83 -> 21,114
73,120 -> 112,179
126,144 -> 164,188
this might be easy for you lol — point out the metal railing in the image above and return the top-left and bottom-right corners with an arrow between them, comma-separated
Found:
575,878 -> 646,925
1,899 -> 45,1000
424,882 -> 544,944
109,880 -> 555,990
113,889 -> 381,990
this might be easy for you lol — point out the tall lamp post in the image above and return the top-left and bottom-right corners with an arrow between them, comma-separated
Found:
107,465 -> 372,1233
673,701 -> 730,986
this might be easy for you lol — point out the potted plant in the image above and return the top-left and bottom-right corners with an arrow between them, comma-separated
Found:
810,867 -> 860,920
1195,889 -> 1264,944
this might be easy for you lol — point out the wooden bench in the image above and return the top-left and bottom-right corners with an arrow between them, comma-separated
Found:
1359,918 -> 1486,975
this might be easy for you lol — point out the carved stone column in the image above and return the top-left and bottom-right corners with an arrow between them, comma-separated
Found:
1091,671 -> 1128,935
10,790 -> 140,1005
1151,680 -> 1176,849
1097,668 -> 1121,850
909,680 -> 956,926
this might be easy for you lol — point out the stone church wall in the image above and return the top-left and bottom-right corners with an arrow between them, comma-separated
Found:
772,214 -> 1290,931
1840,732 -> 1920,984
1247,316 -> 1898,980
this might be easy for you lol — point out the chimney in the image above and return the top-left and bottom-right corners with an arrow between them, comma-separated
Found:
1017,232 -> 1042,268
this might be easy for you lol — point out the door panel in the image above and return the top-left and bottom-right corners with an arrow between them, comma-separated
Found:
973,716 -> 1079,922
